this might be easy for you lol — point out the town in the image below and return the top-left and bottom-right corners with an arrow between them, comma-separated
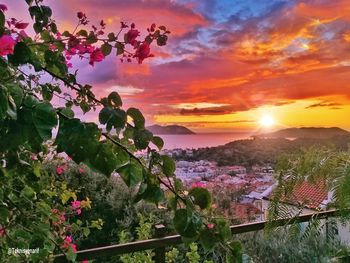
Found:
161,148 -> 276,224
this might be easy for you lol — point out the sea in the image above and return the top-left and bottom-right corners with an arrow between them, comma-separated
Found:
160,132 -> 252,149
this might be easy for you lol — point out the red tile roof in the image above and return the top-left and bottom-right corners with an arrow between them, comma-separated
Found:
289,181 -> 328,209
231,203 -> 262,220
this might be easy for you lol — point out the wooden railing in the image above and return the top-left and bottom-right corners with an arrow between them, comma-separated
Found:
53,209 -> 340,262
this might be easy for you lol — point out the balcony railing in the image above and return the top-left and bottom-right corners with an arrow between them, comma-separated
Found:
53,209 -> 341,262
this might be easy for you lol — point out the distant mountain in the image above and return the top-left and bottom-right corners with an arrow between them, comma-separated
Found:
147,124 -> 195,135
258,127 -> 350,139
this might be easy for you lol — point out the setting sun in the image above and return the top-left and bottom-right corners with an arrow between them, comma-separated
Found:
259,115 -> 275,128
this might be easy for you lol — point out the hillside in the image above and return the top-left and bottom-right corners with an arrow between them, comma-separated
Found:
259,127 -> 349,139
147,124 -> 195,135
174,134 -> 350,167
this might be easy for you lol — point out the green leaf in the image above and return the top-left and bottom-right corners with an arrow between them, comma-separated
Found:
173,209 -> 188,234
21,185 -> 37,200
66,246 -> 77,262
99,107 -> 127,131
0,88 -> 8,119
0,11 -> 5,29
41,84 -> 53,101
40,30 -> 52,42
7,83 -> 24,107
90,143 -> 119,175
33,102 -> 58,140
59,107 -> 74,118
117,160 -> 143,187
133,129 -> 153,150
108,32 -> 116,41
8,42 -> 32,65
115,42 -> 124,55
226,241 -> 243,263
62,30 -> 71,37
77,29 -> 88,37
55,118 -> 101,163
7,95 -> 17,120
173,209 -> 199,238
80,101 -> 90,113
36,201 -> 51,216
127,107 -> 145,129
99,107 -> 113,124
199,228 -> 217,251
152,136 -> 164,150
33,22 -> 43,33
188,187 -> 212,210
161,155 -> 176,176
135,182 -> 165,204
107,92 -> 122,107
115,146 -> 130,168
214,219 -> 232,241
42,6 -> 52,17
83,227 -> 90,237
0,206 -> 9,221
23,95 -> 39,108
157,35 -> 168,46
51,23 -> 58,34
86,31 -> 98,44
14,229 -> 32,241
101,43 -> 112,56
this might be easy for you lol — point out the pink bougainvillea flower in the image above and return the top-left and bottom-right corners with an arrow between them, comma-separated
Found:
65,61 -> 73,68
64,236 -> 72,244
0,4 -> 7,11
60,213 -> 66,221
51,208 -> 59,214
81,260 -> 89,263
79,168 -> 85,174
19,30 -> 29,38
207,223 -> 215,229
191,182 -> 206,188
76,209 -> 82,215
49,43 -> 56,51
0,35 -> 16,56
125,28 -> 140,47
56,166 -> 64,175
0,227 -> 6,237
15,22 -> 29,29
134,42 -> 153,64
71,200 -> 81,209
89,48 -> 104,65
71,243 -> 77,253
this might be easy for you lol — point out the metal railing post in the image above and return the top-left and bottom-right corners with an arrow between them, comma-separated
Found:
154,224 -> 166,263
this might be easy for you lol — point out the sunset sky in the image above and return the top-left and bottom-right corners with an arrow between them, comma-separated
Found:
5,0 -> 350,132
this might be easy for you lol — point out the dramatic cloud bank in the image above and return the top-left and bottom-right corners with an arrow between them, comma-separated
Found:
5,0 -> 350,131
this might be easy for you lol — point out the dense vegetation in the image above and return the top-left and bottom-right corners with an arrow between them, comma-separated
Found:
0,1 -> 237,262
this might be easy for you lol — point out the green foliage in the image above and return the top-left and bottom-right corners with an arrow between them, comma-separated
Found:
189,187 -> 212,210
127,107 -> 145,129
186,243 -> 201,263
239,225 -> 346,263
161,155 -> 176,176
0,1 -> 228,261
118,160 -> 143,187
